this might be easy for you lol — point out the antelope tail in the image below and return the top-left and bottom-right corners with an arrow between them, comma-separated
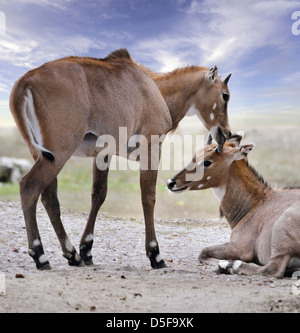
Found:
23,89 -> 55,162
10,86 -> 55,162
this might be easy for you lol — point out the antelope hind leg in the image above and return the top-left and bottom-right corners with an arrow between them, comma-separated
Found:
20,159 -> 53,270
41,178 -> 82,267
79,156 -> 111,265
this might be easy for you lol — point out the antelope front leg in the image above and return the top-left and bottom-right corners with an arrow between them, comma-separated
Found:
199,243 -> 262,276
199,243 -> 240,268
140,168 -> 166,269
217,260 -> 263,276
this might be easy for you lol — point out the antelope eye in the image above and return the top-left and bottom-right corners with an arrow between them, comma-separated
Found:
204,160 -> 212,167
223,93 -> 229,101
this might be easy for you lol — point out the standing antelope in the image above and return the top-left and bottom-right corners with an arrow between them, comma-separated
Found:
10,48 -> 232,270
168,134 -> 300,278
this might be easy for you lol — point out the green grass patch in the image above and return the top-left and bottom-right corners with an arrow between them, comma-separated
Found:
1,122 -> 300,219
0,182 -> 19,197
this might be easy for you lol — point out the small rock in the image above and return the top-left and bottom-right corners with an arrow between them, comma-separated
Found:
0,156 -> 31,183
15,273 -> 25,278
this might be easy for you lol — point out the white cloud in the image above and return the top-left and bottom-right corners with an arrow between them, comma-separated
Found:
133,38 -> 189,72
0,83 -> 10,93
0,32 -> 105,68
1,0 -> 75,10
132,0 -> 299,73
154,50 -> 187,73
58,35 -> 106,54
0,100 -> 9,107
183,0 -> 299,66
283,71 -> 300,83
0,34 -> 38,67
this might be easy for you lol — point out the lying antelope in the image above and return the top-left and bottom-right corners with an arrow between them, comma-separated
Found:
168,134 -> 300,278
10,48 -> 232,270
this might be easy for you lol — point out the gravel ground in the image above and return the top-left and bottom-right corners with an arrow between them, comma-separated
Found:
0,200 -> 299,313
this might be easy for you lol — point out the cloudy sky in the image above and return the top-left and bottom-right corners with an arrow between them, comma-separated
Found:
0,0 -> 300,125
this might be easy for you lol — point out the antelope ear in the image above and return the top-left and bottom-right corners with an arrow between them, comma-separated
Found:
233,144 -> 255,160
206,65 -> 218,85
206,133 -> 213,146
227,131 -> 244,147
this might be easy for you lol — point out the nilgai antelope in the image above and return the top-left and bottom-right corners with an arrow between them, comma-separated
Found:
10,48 -> 232,270
168,134 -> 300,278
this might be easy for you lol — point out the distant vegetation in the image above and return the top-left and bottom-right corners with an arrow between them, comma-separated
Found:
1,116 -> 300,219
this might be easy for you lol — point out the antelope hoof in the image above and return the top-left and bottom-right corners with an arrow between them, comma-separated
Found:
36,260 -> 51,270
148,250 -> 167,269
218,260 -> 234,275
28,242 -> 51,270
79,244 -> 94,266
63,249 -> 83,267
83,256 -> 94,266
152,259 -> 167,269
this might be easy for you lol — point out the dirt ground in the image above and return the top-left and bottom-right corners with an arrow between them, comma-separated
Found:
0,200 -> 299,313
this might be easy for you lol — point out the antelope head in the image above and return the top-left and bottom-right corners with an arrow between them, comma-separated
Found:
188,65 -> 232,153
167,132 -> 254,193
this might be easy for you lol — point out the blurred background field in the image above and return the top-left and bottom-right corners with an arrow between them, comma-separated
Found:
0,114 -> 300,220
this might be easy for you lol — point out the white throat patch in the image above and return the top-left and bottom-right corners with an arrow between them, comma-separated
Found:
186,103 -> 198,117
212,185 -> 226,202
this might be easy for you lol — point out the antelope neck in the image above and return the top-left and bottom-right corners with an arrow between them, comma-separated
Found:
219,160 -> 272,229
153,67 -> 206,130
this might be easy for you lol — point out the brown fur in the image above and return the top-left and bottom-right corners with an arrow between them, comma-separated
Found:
169,137 -> 300,278
10,48 -> 232,270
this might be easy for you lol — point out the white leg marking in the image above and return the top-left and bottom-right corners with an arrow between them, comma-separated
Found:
75,253 -> 81,262
38,254 -> 48,264
233,260 -> 242,271
65,238 -> 74,252
219,260 -> 229,270
84,234 -> 93,242
28,249 -> 35,256
149,240 -> 158,248
32,239 -> 41,247
155,254 -> 162,263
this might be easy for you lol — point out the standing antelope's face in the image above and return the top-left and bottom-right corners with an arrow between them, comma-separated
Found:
167,133 -> 254,193
188,66 -> 232,152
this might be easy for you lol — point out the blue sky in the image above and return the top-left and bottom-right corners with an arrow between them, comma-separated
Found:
0,0 -> 300,126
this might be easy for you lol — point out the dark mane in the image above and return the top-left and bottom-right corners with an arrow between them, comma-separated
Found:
245,159 -> 269,188
103,48 -> 132,62
282,185 -> 300,190
246,161 -> 300,190
57,49 -> 134,67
